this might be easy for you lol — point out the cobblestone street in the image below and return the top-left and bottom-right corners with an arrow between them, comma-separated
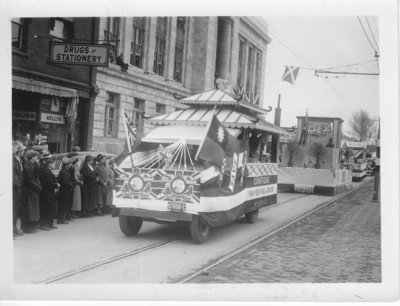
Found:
189,180 -> 381,283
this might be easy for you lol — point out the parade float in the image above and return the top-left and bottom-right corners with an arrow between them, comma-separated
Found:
279,116 -> 353,196
112,88 -> 287,243
343,141 -> 368,181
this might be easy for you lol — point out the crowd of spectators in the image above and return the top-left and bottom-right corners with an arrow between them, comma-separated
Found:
12,141 -> 117,239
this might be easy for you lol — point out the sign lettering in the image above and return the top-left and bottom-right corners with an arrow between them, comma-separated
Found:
12,111 -> 36,121
50,43 -> 109,66
40,112 -> 65,124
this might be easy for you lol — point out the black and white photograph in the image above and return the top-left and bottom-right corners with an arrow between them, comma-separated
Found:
1,0 -> 399,303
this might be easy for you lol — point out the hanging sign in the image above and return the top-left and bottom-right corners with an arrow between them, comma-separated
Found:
40,112 -> 65,124
50,43 -> 109,66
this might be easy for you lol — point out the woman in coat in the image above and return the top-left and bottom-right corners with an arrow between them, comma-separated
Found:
38,156 -> 59,230
57,157 -> 74,224
21,150 -> 42,233
81,155 -> 98,217
71,156 -> 83,218
95,154 -> 108,215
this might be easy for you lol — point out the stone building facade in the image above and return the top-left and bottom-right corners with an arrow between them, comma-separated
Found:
91,16 -> 271,155
11,16 -> 271,155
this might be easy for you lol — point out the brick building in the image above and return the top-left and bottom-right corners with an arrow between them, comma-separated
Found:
12,17 -> 98,153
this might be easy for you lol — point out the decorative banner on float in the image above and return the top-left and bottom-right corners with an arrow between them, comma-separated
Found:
50,43 -> 109,66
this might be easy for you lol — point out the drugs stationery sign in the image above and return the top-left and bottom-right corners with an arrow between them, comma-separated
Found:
50,43 -> 109,66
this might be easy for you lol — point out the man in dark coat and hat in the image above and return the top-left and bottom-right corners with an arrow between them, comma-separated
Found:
13,142 -> 25,238
21,150 -> 42,233
57,157 -> 74,224
95,154 -> 108,216
38,153 -> 59,230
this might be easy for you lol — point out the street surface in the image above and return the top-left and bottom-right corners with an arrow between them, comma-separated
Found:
13,178 -> 375,284
189,179 -> 380,283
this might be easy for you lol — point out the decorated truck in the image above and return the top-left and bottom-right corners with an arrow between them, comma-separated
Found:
345,141 -> 367,181
112,89 -> 287,243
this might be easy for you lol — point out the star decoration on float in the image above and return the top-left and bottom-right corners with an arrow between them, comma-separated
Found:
217,125 -> 225,143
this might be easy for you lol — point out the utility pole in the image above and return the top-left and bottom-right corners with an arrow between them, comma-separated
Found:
271,95 -> 281,163
372,118 -> 380,201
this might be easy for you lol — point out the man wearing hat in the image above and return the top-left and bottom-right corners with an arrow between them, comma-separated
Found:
21,150 -> 42,233
57,157 -> 75,224
38,153 -> 59,230
13,142 -> 25,238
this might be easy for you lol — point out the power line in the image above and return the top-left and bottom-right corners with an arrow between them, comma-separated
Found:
365,16 -> 379,51
267,22 -> 353,112
324,78 -> 354,112
268,25 -> 315,69
357,16 -> 378,53
319,59 -> 377,71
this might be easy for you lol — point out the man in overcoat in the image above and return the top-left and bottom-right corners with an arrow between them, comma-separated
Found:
95,154 -> 108,216
13,143 -> 25,238
38,154 -> 59,230
21,150 -> 42,233
57,157 -> 74,224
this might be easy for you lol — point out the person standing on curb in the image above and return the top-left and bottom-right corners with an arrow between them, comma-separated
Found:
57,158 -> 74,225
105,158 -> 116,215
38,154 -> 59,230
95,154 -> 108,216
21,151 -> 42,234
70,154 -> 83,218
81,155 -> 98,217
13,142 -> 26,238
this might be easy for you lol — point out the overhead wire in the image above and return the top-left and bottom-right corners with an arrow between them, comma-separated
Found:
365,16 -> 379,51
267,22 -> 353,112
357,16 -> 378,53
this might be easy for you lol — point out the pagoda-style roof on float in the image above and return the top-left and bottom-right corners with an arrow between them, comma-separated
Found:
148,89 -> 288,135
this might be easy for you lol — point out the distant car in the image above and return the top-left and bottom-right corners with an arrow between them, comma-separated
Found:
366,158 -> 376,176
51,151 -> 117,177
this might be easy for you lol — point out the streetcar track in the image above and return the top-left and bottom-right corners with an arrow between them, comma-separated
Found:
36,238 -> 174,284
178,180 -> 370,283
36,180 -> 369,284
35,192 -> 310,283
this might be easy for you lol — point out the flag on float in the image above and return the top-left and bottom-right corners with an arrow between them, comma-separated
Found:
121,108 -> 137,152
282,66 -> 300,84
341,142 -> 348,153
195,113 -> 241,171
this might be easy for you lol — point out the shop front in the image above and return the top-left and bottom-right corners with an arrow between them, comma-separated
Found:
12,76 -> 80,154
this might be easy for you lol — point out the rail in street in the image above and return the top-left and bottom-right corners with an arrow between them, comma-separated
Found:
14,178 -> 373,284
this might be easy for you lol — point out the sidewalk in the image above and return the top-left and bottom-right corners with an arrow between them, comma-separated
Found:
189,179 -> 380,283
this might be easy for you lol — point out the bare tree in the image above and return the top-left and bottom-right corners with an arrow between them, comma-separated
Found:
349,110 -> 375,141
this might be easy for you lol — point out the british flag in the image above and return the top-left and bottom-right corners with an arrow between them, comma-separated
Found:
121,108 -> 137,152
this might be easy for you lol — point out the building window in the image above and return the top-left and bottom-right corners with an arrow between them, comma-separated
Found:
246,45 -> 254,93
104,17 -> 120,62
237,36 -> 263,103
174,47 -> 183,82
104,92 -> 119,137
133,98 -> 145,135
156,103 -> 166,116
153,17 -> 167,76
237,39 -> 245,87
12,18 -> 28,50
174,17 -> 186,82
130,18 -> 145,68
50,18 -> 73,41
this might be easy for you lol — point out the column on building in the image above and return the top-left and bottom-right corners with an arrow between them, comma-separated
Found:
215,17 -> 233,81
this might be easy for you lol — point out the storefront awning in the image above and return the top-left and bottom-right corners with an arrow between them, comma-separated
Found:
141,125 -> 241,145
12,76 -> 78,98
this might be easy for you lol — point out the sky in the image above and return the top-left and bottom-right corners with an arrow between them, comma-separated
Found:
261,16 -> 380,136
